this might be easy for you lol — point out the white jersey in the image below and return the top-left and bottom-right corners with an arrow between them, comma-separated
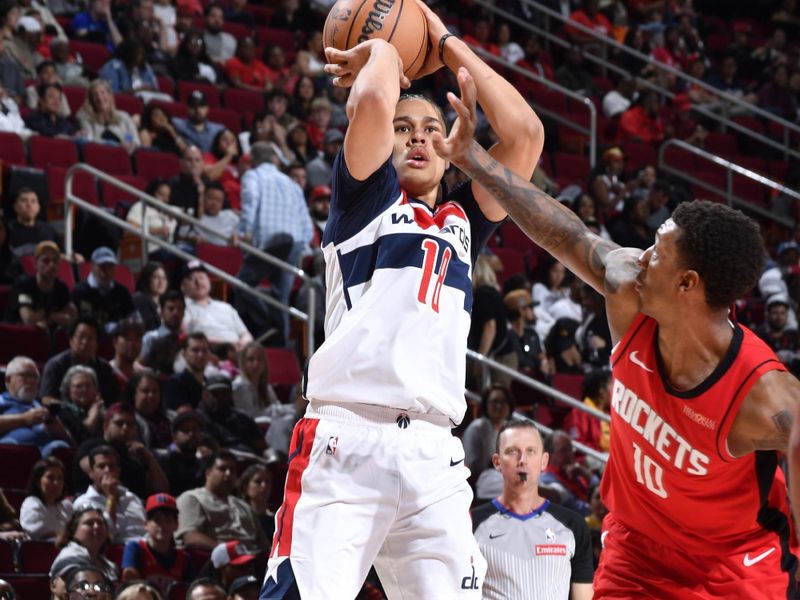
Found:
306,155 -> 496,424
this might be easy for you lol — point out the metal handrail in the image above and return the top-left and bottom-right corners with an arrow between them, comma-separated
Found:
63,164 -> 317,352
472,47 -> 598,166
466,352 -> 609,464
475,0 -> 800,162
658,139 -> 800,227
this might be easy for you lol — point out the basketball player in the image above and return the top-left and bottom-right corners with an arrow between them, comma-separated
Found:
432,73 -> 800,598
260,7 -> 542,600
473,419 -> 593,600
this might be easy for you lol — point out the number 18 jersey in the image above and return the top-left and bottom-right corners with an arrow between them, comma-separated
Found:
306,154 -> 496,424
601,313 -> 789,555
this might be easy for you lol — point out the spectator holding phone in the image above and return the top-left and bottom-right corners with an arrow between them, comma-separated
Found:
0,356 -> 74,456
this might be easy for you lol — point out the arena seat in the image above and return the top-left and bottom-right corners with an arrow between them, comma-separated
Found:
265,348 -> 301,387
0,132 -> 26,167
208,107 -> 242,134
114,94 -> 144,117
99,176 -> 146,213
255,27 -> 295,51
491,247 -> 528,286
133,149 -> 181,180
0,539 -> 14,573
67,40 -> 111,73
0,324 -> 52,366
552,152 -> 590,182
29,136 -> 79,169
19,541 -> 60,574
84,143 -> 133,176
223,88 -> 265,114
0,445 -> 40,489
61,86 -> 87,114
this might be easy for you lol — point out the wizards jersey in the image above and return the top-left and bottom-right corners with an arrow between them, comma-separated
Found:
601,313 -> 790,555
305,153 -> 497,424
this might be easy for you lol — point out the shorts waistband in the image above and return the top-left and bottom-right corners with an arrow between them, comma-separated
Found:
307,402 -> 454,431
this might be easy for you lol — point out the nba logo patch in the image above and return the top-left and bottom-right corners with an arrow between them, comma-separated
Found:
545,528 -> 556,542
326,436 -> 339,456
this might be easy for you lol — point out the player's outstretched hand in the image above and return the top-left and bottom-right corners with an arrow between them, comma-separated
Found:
324,40 -> 410,89
432,67 -> 477,168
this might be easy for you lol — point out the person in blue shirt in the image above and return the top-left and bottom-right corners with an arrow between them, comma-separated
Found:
99,39 -> 159,95
0,356 -> 73,455
69,0 -> 122,50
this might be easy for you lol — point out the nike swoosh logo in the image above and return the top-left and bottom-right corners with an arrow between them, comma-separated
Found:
629,350 -> 653,373
600,531 -> 609,548
488,533 -> 505,539
743,547 -> 775,567
450,457 -> 464,467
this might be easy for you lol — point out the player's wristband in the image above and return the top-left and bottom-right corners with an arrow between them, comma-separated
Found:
439,33 -> 454,64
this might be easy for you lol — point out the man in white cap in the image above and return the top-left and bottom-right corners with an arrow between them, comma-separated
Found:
210,540 -> 256,591
71,246 -> 135,333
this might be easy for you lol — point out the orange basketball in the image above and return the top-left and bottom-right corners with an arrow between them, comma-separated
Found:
323,0 -> 429,79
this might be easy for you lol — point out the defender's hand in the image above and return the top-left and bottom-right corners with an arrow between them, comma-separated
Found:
432,67 -> 478,166
413,0 -> 449,79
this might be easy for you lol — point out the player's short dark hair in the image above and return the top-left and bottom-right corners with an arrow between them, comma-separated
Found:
69,315 -> 100,339
88,444 -> 119,469
581,369 -> 611,399
671,200 -> 765,309
495,417 -> 539,453
159,289 -> 185,310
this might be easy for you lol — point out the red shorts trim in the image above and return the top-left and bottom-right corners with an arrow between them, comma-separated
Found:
595,514 -> 797,599
270,418 -> 319,557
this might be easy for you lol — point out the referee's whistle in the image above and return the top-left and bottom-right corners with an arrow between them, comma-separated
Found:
519,473 -> 527,482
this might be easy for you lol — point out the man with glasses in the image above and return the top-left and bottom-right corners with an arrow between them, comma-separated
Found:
65,564 -> 113,599
0,355 -> 73,455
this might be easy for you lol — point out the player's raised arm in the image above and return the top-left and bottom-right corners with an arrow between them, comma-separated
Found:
416,1 -> 543,221
434,70 -> 641,342
325,40 -> 409,181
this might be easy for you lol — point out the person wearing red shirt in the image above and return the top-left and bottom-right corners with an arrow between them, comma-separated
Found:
618,90 -> 664,144
565,0 -> 613,42
225,37 -> 270,92
563,370 -> 611,453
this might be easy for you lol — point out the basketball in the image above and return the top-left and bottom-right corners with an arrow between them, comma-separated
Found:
323,0 -> 429,79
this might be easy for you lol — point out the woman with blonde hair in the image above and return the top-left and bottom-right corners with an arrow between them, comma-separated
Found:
114,581 -> 163,600
77,79 -> 140,152
232,341 -> 280,420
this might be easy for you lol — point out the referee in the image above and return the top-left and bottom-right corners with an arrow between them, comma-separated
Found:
473,419 -> 594,600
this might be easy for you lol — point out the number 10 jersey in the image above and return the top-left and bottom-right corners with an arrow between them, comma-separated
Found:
306,154 -> 497,425
601,312 -> 790,556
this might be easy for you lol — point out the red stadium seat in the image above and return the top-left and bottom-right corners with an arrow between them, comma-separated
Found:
114,94 -> 144,116
134,149 -> 181,180
661,145 -> 695,172
3,489 -> 25,513
703,132 -> 736,159
256,27 -> 295,51
265,347 -> 301,386
498,222 -> 536,253
83,142 -> 132,176
78,260 -> 136,293
208,107 -> 242,134
491,247 -> 528,286
196,243 -> 243,276
552,152 -> 590,182
223,21 -> 252,39
244,4 -> 273,25
0,540 -> 14,573
19,541 -> 60,574
61,85 -> 87,114
2,575 -> 50,598
0,132 -> 26,166
156,75 -> 176,96
621,141 -> 658,173
552,373 -> 584,399
177,81 -> 221,108
223,88 -> 265,114
0,444 -> 40,488
68,40 -> 111,73
733,175 -> 768,208
46,166 -> 99,206
29,136 -> 79,169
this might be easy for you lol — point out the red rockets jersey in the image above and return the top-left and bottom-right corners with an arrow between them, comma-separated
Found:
600,313 -> 789,555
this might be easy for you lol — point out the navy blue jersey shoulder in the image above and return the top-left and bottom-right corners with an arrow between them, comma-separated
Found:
545,503 -> 594,584
323,149 -> 400,246
445,180 -> 502,265
471,500 -> 498,532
